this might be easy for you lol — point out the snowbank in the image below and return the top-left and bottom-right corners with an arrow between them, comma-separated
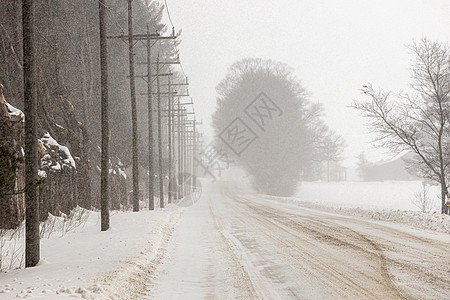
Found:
0,206 -> 182,299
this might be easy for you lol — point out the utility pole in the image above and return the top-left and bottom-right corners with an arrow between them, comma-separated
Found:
193,118 -> 197,181
156,54 -> 164,208
23,0 -> 39,268
171,94 -> 176,200
99,0 -> 109,230
185,125 -> 189,178
182,117 -> 187,195
177,100 -> 183,198
161,99 -> 190,200
108,30 -> 176,210
192,119 -> 202,182
167,76 -> 173,203
186,123 -> 191,177
128,0 -> 140,212
161,79 -> 189,201
146,24 -> 154,210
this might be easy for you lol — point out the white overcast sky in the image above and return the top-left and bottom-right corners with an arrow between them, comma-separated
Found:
163,0 -> 450,166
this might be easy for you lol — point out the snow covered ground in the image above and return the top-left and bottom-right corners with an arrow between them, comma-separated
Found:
0,206 -> 182,299
270,180 -> 450,234
1,176 -> 449,299
150,184 -> 255,299
295,180 -> 441,211
151,179 -> 450,299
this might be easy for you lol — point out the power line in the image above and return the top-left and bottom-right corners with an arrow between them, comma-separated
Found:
161,0 -> 187,79
98,0 -> 191,108
179,58 -> 187,78
164,0 -> 175,29
100,0 -> 185,79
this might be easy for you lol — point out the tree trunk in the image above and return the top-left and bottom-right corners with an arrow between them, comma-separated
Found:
441,180 -> 449,215
147,24 -> 154,210
128,0 -> 140,212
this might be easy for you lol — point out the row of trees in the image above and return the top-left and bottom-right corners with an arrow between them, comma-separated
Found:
0,0 -> 190,267
353,38 -> 450,214
1,0 -> 179,182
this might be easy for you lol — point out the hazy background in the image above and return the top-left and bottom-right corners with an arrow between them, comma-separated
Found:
163,0 -> 450,169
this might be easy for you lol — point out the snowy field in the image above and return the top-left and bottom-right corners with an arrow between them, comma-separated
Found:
295,180 -> 441,211
260,180 -> 450,234
223,167 -> 450,232
224,167 -> 442,211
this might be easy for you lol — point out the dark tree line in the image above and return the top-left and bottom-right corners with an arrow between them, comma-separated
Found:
0,0 -> 181,230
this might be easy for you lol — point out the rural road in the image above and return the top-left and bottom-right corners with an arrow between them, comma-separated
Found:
150,180 -> 450,300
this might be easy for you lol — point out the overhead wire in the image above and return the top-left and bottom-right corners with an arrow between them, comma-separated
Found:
164,0 -> 175,29
93,0 -> 191,104
162,0 -> 188,84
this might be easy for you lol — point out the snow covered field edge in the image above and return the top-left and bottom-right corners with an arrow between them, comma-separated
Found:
257,181 -> 450,234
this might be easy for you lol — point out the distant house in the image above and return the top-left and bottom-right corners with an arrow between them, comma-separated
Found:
365,150 -> 419,181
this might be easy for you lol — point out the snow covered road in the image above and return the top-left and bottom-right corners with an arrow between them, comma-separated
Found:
150,183 -> 256,299
1,179 -> 448,299
151,180 -> 450,300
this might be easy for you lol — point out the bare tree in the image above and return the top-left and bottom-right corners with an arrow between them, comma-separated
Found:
353,38 -> 450,214
314,129 -> 346,182
411,182 -> 435,213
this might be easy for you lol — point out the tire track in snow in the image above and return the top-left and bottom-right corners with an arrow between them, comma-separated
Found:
211,186 -> 310,299
208,201 -> 261,299
243,192 -> 450,299
231,190 -> 450,300
221,190 -> 375,299
226,190 -> 409,299
243,201 -> 405,299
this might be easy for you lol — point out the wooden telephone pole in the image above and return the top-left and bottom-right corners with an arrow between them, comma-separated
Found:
156,55 -> 164,208
99,0 -> 110,230
109,24 -> 176,210
177,99 -> 183,197
108,17 -> 177,210
164,79 -> 189,202
127,0 -> 140,212
146,24 -> 154,210
167,77 -> 173,203
23,0 -> 40,268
